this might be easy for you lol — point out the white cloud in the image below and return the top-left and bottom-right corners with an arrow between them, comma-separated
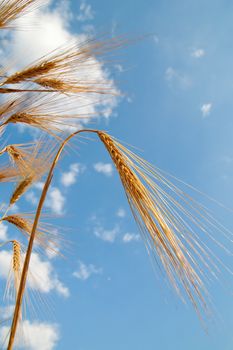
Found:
45,187 -> 65,215
201,103 -> 212,117
0,250 -> 69,298
165,67 -> 191,88
77,0 -> 94,22
153,35 -> 159,44
1,0 -> 119,130
26,183 -> 65,215
61,163 -> 85,187
222,155 -> 233,164
93,162 -> 114,177
0,320 -> 59,350
191,48 -> 205,58
25,191 -> 38,206
116,208 -> 126,218
0,305 -> 15,320
0,222 -> 8,241
94,224 -> 119,243
122,233 -> 140,243
73,260 -> 102,280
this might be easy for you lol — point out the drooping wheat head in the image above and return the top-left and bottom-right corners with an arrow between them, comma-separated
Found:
97,131 -> 233,316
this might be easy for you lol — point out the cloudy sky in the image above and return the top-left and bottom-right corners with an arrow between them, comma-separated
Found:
1,0 -> 233,349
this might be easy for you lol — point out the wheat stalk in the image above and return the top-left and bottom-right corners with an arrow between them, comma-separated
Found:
0,1 -> 230,347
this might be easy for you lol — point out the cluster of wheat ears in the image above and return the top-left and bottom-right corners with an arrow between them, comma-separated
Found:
0,0 -> 232,349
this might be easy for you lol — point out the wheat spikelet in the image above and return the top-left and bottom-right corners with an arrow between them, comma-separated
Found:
3,214 -> 31,233
33,77 -> 113,94
0,143 -> 35,169
97,131 -> 233,315
12,240 -> 21,298
4,61 -> 56,85
2,140 -> 57,204
2,214 -> 61,255
12,240 -> 21,273
0,165 -> 18,182
1,38 -> 122,95
2,140 -> 54,175
0,93 -> 96,136
10,176 -> 33,205
0,0 -> 42,29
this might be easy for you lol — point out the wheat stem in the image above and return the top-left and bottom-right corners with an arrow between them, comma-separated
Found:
7,128 -> 97,350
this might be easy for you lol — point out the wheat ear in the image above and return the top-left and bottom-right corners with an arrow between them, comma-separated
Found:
12,240 -> 21,292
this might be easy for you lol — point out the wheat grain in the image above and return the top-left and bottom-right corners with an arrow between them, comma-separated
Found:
4,61 -> 56,85
12,240 -> 21,274
10,176 -> 33,205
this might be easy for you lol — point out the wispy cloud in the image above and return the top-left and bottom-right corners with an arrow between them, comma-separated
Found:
77,0 -> 95,22
94,224 -> 119,243
73,260 -> 102,280
0,319 -> 59,350
25,191 -> 38,206
61,163 -> 85,187
0,222 -> 8,241
122,233 -> 140,243
45,187 -> 65,215
93,162 -> 114,177
201,103 -> 212,117
165,67 -> 191,88
27,183 -> 66,215
191,48 -> 205,58
116,208 -> 126,218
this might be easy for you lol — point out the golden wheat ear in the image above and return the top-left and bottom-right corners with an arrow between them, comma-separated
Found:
0,0 -> 43,29
11,240 -> 21,298
1,240 -> 21,305
2,214 -> 61,256
97,131 -> 233,316
1,37 -> 122,93
0,93 -> 95,137
2,140 -> 58,205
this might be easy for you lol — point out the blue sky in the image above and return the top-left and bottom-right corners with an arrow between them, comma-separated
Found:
1,0 -> 233,349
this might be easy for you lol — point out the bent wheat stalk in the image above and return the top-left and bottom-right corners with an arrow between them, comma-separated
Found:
7,128 -> 96,349
8,129 -> 231,348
